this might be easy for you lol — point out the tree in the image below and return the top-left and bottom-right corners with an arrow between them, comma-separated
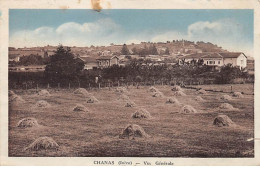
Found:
44,45 -> 84,83
149,44 -> 158,55
19,54 -> 44,65
216,64 -> 243,84
132,47 -> 138,55
165,47 -> 170,55
121,44 -> 130,55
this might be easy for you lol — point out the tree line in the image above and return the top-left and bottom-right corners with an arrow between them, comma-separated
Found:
121,44 -> 170,56
9,45 -> 253,89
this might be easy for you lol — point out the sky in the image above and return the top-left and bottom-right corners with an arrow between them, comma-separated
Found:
9,9 -> 254,56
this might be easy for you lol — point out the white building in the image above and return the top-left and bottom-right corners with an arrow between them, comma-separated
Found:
178,52 -> 247,69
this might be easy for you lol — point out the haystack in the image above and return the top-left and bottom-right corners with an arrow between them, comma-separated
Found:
171,85 -> 183,91
197,89 -> 207,94
220,95 -> 232,101
38,89 -> 50,96
87,96 -> 99,103
152,92 -> 164,97
232,92 -> 244,98
25,137 -> 59,151
166,97 -> 180,105
36,100 -> 50,108
213,114 -> 235,127
195,96 -> 204,101
73,104 -> 89,112
17,117 -> 39,128
148,86 -> 159,93
125,100 -> 136,107
9,90 -> 15,96
9,94 -> 25,103
118,94 -> 130,100
132,108 -> 151,118
74,88 -> 90,96
179,105 -> 197,114
219,103 -> 237,110
172,91 -> 186,96
119,124 -> 150,139
115,87 -> 129,94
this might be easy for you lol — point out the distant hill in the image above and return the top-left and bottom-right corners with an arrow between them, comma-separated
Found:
9,40 -> 229,66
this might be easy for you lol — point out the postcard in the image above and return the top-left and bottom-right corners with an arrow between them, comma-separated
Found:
0,0 -> 259,166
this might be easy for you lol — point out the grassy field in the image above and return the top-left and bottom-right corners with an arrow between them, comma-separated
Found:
9,84 -> 254,157
187,84 -> 254,95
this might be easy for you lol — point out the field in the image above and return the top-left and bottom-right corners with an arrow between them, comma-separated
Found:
9,84 -> 254,157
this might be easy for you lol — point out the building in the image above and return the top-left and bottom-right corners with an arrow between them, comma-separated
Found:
96,55 -> 119,68
178,52 -> 247,69
9,54 -> 20,62
76,57 -> 99,70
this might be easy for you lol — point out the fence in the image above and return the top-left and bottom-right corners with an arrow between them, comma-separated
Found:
8,77 -> 229,90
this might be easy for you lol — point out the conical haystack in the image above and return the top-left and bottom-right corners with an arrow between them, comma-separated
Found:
119,124 -> 150,139
132,108 -> 151,118
115,87 -> 129,94
152,92 -> 164,97
171,85 -> 183,91
166,97 -> 180,105
219,103 -> 238,111
179,105 -> 197,114
172,91 -> 186,96
87,96 -> 99,103
213,114 -> 235,127
220,95 -> 232,101
38,89 -> 51,96
118,94 -> 130,100
148,86 -> 159,93
17,117 -> 39,128
125,100 -> 136,107
9,94 -> 25,103
25,137 -> 59,151
197,89 -> 207,94
73,104 -> 89,112
36,100 -> 50,108
195,96 -> 204,101
9,90 -> 15,96
232,92 -> 244,98
74,88 -> 90,96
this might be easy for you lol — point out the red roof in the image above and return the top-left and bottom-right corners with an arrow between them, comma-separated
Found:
219,52 -> 246,58
182,52 -> 246,59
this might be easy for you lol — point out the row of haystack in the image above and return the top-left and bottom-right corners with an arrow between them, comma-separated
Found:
220,92 -> 244,101
9,90 -> 56,150
114,87 -> 137,108
120,86 -> 186,139
114,87 -> 151,139
14,88 -> 97,152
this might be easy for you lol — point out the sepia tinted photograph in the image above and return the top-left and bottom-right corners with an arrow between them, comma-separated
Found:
8,8 -> 255,158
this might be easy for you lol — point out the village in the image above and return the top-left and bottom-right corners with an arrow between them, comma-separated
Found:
8,40 -> 254,74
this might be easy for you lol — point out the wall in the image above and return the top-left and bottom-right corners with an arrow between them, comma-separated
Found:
203,58 -> 223,66
110,57 -> 118,65
223,58 -> 238,67
236,54 -> 247,69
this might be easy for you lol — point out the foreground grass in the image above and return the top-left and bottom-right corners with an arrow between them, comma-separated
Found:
9,84 -> 254,157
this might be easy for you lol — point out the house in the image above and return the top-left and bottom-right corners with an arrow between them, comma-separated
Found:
9,54 -> 20,62
96,55 -> 119,68
178,52 -> 247,69
77,57 -> 98,70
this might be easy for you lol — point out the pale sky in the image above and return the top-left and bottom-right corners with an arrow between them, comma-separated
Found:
9,9 -> 254,56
